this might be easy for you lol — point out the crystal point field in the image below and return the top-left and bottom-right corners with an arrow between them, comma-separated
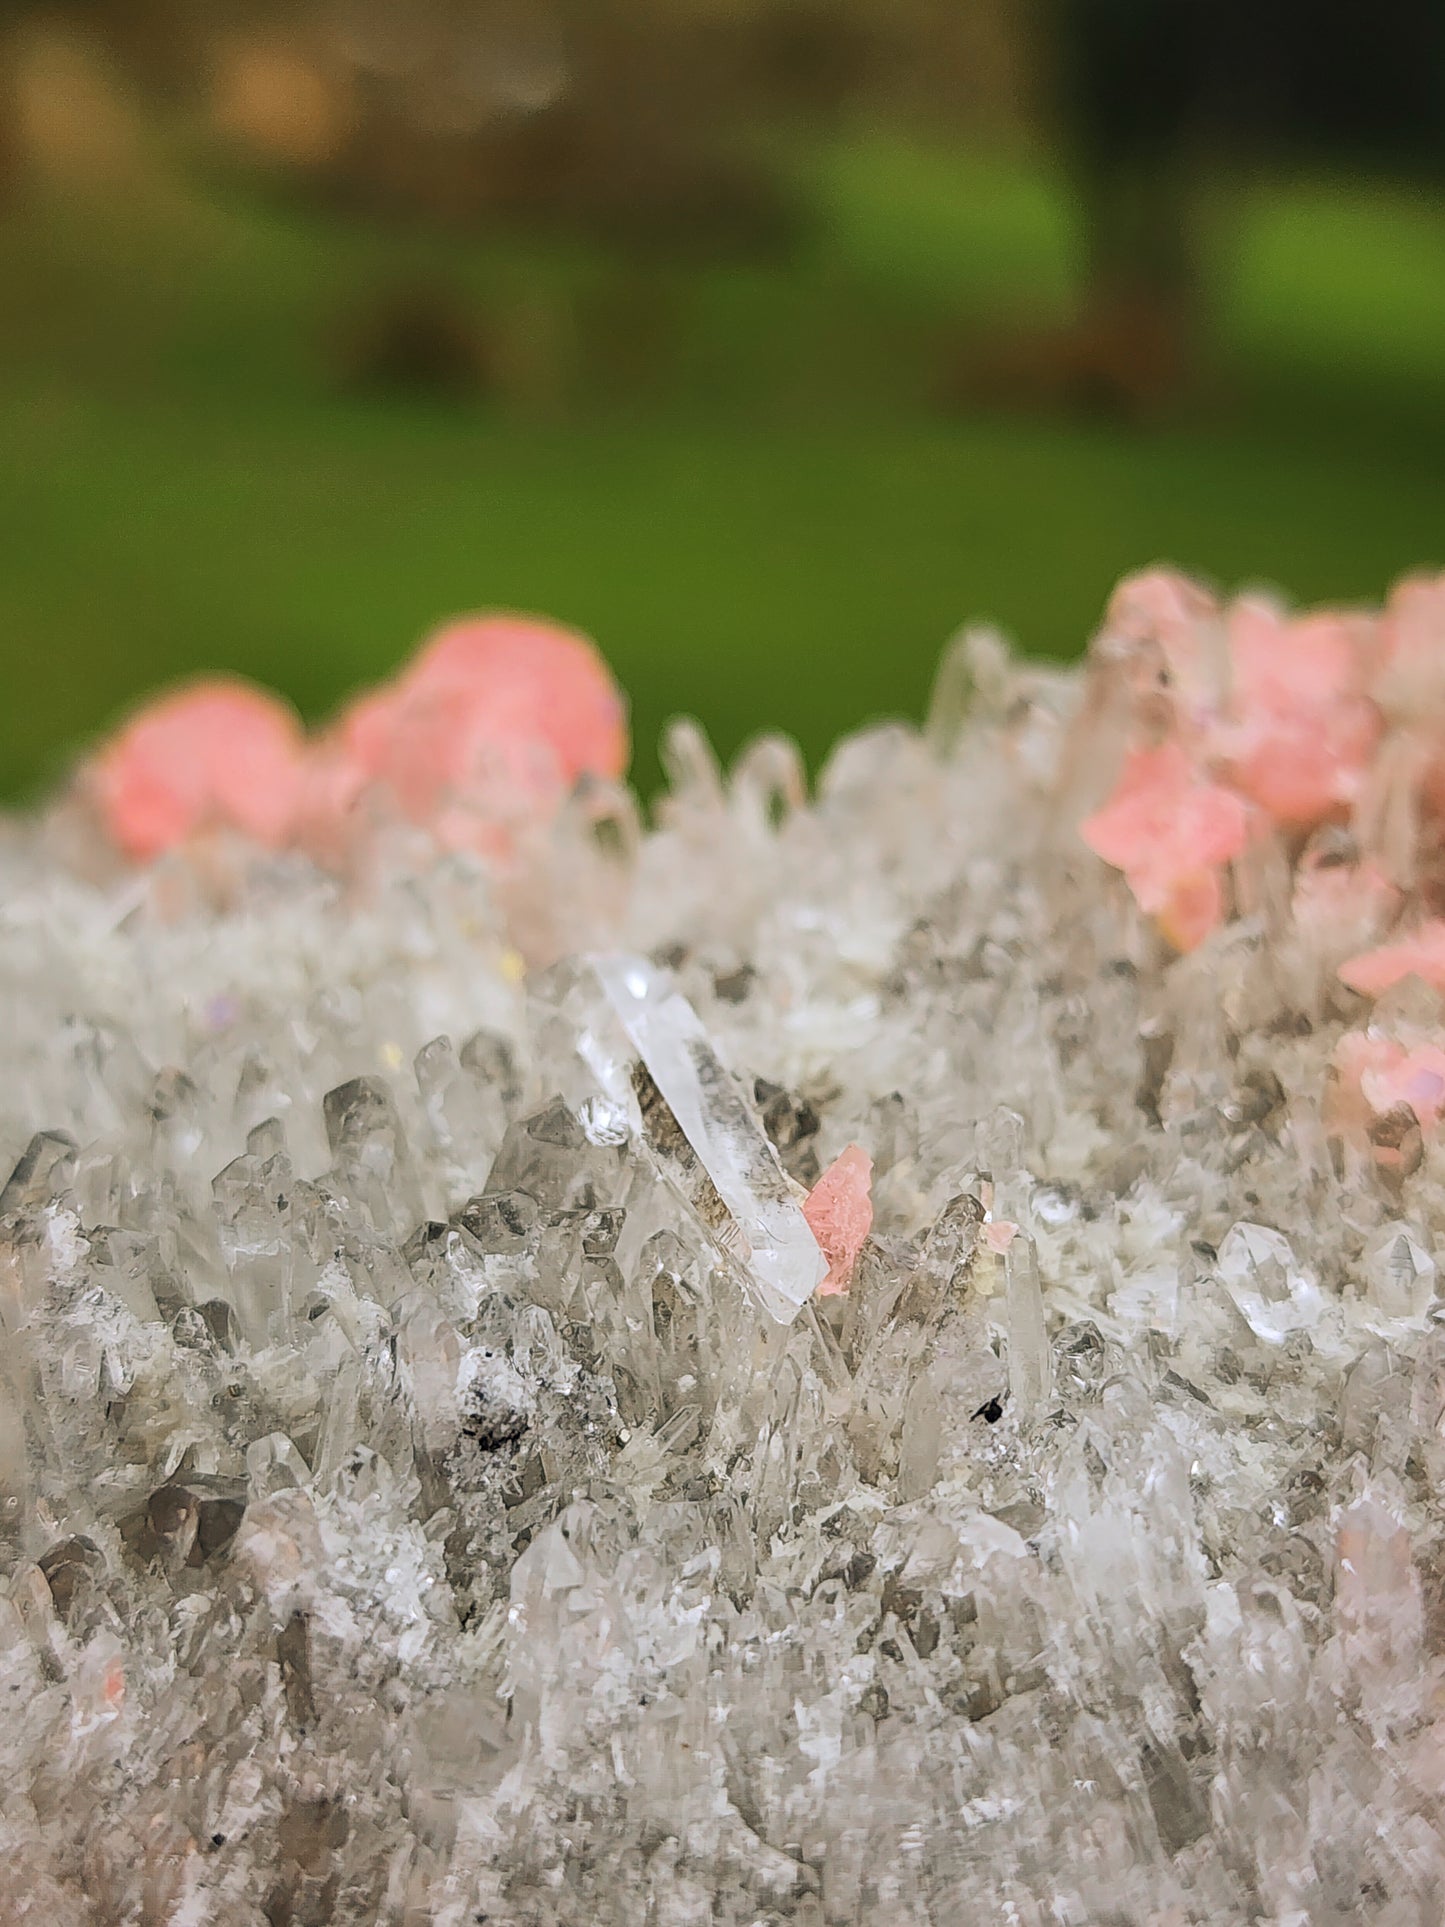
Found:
6,575 -> 1445,1922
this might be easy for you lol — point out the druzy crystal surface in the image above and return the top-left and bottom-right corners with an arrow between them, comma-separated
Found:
8,575 -> 1445,1922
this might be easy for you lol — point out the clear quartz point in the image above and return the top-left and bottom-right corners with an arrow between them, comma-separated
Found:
588,952 -> 826,1321
1364,1222 -> 1437,1321
1005,1232 -> 1052,1416
1216,1221 -> 1324,1343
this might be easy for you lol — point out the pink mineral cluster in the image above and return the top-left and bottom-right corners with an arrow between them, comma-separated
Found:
78,568 -> 1445,1170
1333,1031 -> 1445,1137
312,615 -> 628,858
89,680 -> 309,863
1079,741 -> 1249,953
1079,565 -> 1445,1155
1338,921 -> 1445,999
1215,599 -> 1380,827
803,1145 -> 874,1296
85,614 -> 629,870
1078,570 -> 1395,953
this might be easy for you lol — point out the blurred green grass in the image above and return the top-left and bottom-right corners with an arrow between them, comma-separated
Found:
2,133 -> 1445,802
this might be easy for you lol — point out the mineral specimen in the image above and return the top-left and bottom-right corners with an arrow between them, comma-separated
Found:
87,678 -> 308,860
802,1144 -> 873,1295
6,570 -> 1445,1921
82,612 -> 629,871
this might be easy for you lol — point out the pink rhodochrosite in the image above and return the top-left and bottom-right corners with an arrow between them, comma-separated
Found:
312,614 -> 629,862
1096,565 -> 1224,739
85,614 -> 629,867
1217,602 -> 1380,827
89,679 -> 307,861
409,616 -> 629,784
803,1144 -> 874,1296
336,615 -> 629,837
1069,567 -> 1445,1152
1339,921 -> 1445,997
1377,570 -> 1445,724
1079,740 -> 1250,952
1331,1029 -> 1445,1168
1079,573 -> 1392,951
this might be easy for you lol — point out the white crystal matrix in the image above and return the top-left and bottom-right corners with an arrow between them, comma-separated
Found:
0,649 -> 1442,1924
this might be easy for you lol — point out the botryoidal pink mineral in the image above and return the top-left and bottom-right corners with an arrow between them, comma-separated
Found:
6,573 -> 1445,1919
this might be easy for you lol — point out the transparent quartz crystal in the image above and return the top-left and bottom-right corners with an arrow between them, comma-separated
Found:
1215,1221 -> 1325,1344
589,952 -> 826,1321
1363,1222 -> 1437,1321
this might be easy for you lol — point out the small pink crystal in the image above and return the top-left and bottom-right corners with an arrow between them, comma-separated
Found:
1377,571 -> 1445,720
1216,601 -> 1380,828
397,611 -> 627,782
803,1145 -> 874,1297
1104,566 -> 1219,656
1099,568 -> 1223,734
89,680 -> 306,861
1152,868 -> 1229,955
1228,601 -> 1368,716
1374,573 -> 1445,827
325,614 -> 629,848
1221,705 -> 1379,830
333,684 -> 399,778
1339,921 -> 1445,997
983,1217 -> 1019,1255
1333,1029 -> 1445,1132
1079,741 -> 1250,951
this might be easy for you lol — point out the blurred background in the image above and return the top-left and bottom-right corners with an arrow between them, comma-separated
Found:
2,0 -> 1445,798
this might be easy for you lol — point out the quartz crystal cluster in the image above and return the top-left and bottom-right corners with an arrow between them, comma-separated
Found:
6,576 -> 1445,1922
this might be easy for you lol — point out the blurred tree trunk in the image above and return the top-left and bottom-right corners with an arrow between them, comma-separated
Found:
0,21 -> 28,204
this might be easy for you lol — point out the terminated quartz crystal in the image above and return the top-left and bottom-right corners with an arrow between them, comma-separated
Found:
1215,1220 -> 1326,1344
1364,1220 -> 1436,1319
589,951 -> 827,1320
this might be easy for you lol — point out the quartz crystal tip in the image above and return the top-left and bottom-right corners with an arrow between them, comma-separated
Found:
589,951 -> 827,1321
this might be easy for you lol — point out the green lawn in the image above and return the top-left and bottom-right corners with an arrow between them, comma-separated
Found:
3,135 -> 1445,801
